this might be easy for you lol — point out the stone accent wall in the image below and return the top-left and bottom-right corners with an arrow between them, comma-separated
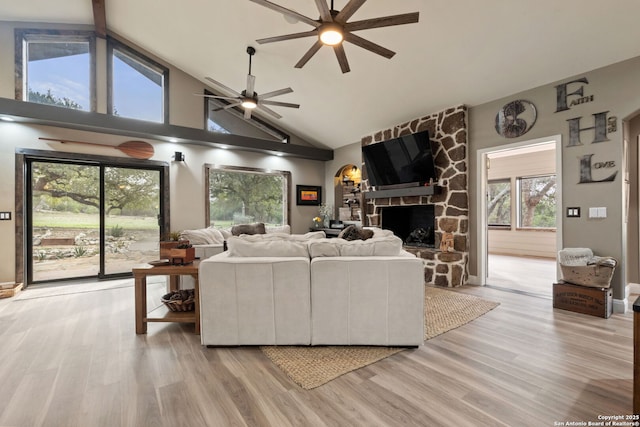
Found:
361,105 -> 469,287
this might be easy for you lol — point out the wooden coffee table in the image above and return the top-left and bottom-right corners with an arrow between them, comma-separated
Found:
132,260 -> 200,334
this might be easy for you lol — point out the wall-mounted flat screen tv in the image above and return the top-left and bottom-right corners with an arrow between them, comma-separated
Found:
362,130 -> 437,188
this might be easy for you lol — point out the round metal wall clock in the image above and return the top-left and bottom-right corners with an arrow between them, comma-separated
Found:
495,99 -> 537,138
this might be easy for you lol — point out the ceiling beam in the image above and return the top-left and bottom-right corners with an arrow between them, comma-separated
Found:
92,0 -> 107,38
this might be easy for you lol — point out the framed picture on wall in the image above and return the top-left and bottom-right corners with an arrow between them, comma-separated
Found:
296,185 -> 322,206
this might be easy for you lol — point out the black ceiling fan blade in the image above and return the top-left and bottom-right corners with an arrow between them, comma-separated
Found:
295,40 -> 323,68
345,12 -> 420,32
205,77 -> 241,96
333,44 -> 351,73
344,32 -> 395,59
212,102 -> 243,112
194,93 -> 240,101
260,100 -> 300,109
258,87 -> 293,100
335,0 -> 367,23
256,29 -> 318,44
249,0 -> 321,27
314,0 -> 332,21
256,104 -> 283,119
246,74 -> 256,97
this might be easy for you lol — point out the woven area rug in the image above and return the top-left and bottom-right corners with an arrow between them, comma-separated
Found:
261,286 -> 499,389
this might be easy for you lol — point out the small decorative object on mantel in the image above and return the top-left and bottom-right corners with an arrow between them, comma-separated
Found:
439,232 -> 454,252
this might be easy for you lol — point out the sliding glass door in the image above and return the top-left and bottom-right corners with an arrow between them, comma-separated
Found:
28,159 -> 163,283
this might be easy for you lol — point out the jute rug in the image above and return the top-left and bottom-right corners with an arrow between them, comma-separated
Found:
261,286 -> 499,389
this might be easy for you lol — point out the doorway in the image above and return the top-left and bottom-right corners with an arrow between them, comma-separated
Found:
17,149 -> 169,285
477,136 -> 562,296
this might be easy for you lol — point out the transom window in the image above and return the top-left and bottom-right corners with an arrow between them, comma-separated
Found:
108,39 -> 169,123
16,29 -> 95,111
205,92 -> 290,143
205,165 -> 290,228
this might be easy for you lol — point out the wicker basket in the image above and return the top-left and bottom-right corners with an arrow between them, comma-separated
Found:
559,257 -> 617,288
161,289 -> 195,312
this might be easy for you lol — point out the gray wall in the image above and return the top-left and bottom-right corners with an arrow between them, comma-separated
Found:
0,21 -> 326,282
469,55 -> 640,301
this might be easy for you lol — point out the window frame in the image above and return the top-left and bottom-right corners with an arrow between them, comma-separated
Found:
516,174 -> 557,230
107,37 -> 170,123
203,89 -> 291,143
204,164 -> 291,228
15,28 -> 97,112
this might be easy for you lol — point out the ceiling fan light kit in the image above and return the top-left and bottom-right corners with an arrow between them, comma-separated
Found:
249,0 -> 419,73
319,23 -> 343,45
196,46 -> 300,119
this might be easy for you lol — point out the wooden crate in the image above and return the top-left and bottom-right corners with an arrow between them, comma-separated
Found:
553,281 -> 612,318
0,282 -> 23,299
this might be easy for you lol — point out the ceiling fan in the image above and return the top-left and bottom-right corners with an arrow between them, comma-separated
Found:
249,0 -> 419,73
196,46 -> 300,119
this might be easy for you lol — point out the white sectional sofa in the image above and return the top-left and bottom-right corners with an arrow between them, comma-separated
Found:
198,230 -> 425,347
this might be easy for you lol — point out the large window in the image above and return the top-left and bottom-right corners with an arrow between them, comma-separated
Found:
108,39 -> 169,123
205,165 -> 290,228
517,175 -> 556,228
487,179 -> 511,227
16,29 -> 95,111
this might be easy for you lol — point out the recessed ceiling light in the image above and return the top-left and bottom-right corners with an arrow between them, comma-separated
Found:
275,152 -> 284,157
169,138 -> 178,143
0,116 -> 15,122
219,145 -> 228,149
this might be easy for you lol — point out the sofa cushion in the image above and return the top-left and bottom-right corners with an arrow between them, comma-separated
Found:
266,224 -> 291,234
227,235 -> 309,257
179,227 -> 225,244
231,222 -> 266,236
308,235 -> 403,258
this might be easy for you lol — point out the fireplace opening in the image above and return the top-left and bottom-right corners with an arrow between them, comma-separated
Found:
381,205 -> 435,248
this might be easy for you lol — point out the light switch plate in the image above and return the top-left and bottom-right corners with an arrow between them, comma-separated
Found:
0,212 -> 11,220
566,207 -> 580,218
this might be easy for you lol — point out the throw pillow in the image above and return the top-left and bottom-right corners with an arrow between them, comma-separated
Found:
338,225 -> 374,241
231,222 -> 266,236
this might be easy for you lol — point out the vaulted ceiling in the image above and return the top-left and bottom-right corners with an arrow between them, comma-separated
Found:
3,0 -> 640,150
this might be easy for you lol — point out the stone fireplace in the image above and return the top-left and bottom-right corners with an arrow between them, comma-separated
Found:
361,105 -> 468,287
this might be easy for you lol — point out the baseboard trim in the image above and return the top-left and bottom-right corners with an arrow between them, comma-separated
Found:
613,298 -> 627,314
466,275 -> 481,285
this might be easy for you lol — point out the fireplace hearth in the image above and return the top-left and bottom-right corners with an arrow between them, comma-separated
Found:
381,205 -> 435,248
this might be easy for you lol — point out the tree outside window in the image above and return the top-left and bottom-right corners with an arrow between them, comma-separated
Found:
206,166 -> 289,228
487,179 -> 511,227
518,175 -> 556,228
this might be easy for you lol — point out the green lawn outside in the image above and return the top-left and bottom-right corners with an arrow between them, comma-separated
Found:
33,211 -> 158,230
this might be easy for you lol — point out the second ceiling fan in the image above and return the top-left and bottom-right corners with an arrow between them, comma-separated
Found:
198,46 -> 300,120
249,0 -> 419,73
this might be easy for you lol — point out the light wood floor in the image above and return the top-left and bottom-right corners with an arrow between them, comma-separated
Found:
488,254 -> 557,297
0,279 -> 633,427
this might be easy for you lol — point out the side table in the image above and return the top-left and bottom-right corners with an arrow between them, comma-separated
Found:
132,260 -> 200,334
